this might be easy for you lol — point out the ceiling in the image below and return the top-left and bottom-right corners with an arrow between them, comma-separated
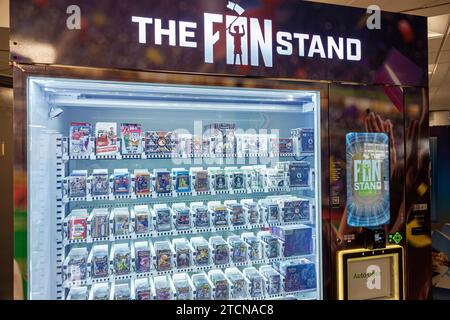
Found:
308,0 -> 450,111
1,0 -> 450,110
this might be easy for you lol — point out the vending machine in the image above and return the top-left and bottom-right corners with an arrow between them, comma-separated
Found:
9,0 -> 431,300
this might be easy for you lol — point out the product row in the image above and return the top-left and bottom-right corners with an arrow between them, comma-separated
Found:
64,196 -> 313,241
64,227 -> 314,283
65,162 -> 313,199
69,121 -> 314,157
66,260 -> 317,300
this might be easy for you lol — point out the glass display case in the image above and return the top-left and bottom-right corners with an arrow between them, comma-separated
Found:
27,77 -> 322,300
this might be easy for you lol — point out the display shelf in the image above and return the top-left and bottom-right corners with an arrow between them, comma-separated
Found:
63,254 -> 314,289
62,220 -> 315,247
63,186 -> 312,204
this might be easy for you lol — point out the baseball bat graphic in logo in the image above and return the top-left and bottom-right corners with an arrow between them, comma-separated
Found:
226,1 -> 246,30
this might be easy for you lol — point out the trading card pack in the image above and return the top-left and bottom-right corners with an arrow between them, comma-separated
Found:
225,268 -> 247,299
135,279 -> 151,300
144,131 -> 179,155
272,225 -> 313,257
192,274 -> 212,300
91,208 -> 109,238
173,170 -> 190,193
210,273 -> 229,300
271,138 -> 294,154
244,268 -> 263,298
68,210 -> 88,240
154,242 -> 173,271
174,205 -> 190,230
266,168 -> 287,188
134,205 -> 150,234
69,170 -> 87,198
228,236 -> 247,263
244,201 -> 260,224
228,203 -> 245,226
154,207 -> 172,232
67,248 -> 88,281
91,169 -> 109,196
192,204 -> 210,228
113,208 -> 130,236
120,123 -> 142,155
113,244 -> 131,275
192,238 -> 210,266
92,245 -> 109,278
259,199 -> 281,223
135,245 -> 151,273
230,170 -> 245,190
154,276 -> 172,300
175,241 -> 191,269
95,122 -> 118,155
174,276 -> 191,300
276,259 -> 316,292
67,287 -> 88,300
260,234 -> 280,259
213,170 -> 227,191
154,170 -> 172,194
91,283 -> 110,300
288,162 -> 310,187
69,122 -> 92,156
244,235 -> 261,261
280,198 -> 310,222
260,266 -> 281,295
194,170 -> 209,192
134,169 -> 150,195
211,237 -> 229,265
114,283 -> 131,300
211,205 -> 228,227
113,169 -> 130,195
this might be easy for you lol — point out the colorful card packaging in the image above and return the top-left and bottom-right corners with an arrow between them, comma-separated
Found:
245,166 -> 265,189
242,234 -> 261,261
258,199 -> 281,224
154,241 -> 173,271
210,236 -> 229,265
173,274 -> 192,300
228,169 -> 245,190
113,243 -> 131,275
69,170 -> 87,198
95,122 -> 118,155
279,198 -> 310,222
67,286 -> 88,300
203,123 -> 236,155
243,267 -> 264,298
210,204 -> 228,227
191,203 -> 210,228
191,237 -> 210,266
192,273 -> 212,300
227,203 -> 245,226
225,268 -> 247,299
275,259 -> 316,292
193,169 -> 209,192
153,205 -> 172,232
154,169 -> 172,194
91,283 -> 110,300
91,245 -> 109,278
243,200 -> 260,224
66,248 -> 88,281
91,169 -> 109,196
173,239 -> 192,269
260,234 -> 280,259
154,276 -> 172,300
135,278 -> 151,300
208,168 -> 227,191
266,168 -> 287,188
173,204 -> 191,230
113,207 -> 130,236
120,123 -> 142,155
209,270 -> 229,300
134,241 -> 151,273
271,225 -> 313,257
270,138 -> 294,154
69,122 -> 92,156
144,131 -> 179,155
259,266 -> 281,295
90,208 -> 109,239
134,205 -> 150,234
67,209 -> 88,240
134,169 -> 150,195
173,169 -> 191,193
228,236 -> 248,263
114,283 -> 131,300
288,162 -> 311,187
113,169 -> 130,195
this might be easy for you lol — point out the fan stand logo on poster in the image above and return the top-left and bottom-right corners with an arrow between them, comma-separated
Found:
131,1 -> 362,68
